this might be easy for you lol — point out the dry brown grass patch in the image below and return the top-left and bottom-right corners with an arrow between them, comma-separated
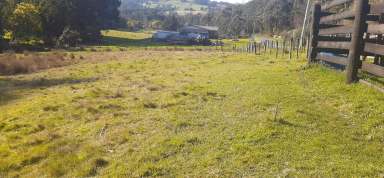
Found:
0,53 -> 78,75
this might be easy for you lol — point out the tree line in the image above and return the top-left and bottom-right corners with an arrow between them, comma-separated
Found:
120,0 -> 308,37
0,0 -> 121,50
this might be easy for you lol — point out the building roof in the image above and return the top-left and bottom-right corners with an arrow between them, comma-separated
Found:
180,25 -> 219,33
155,30 -> 179,34
194,25 -> 219,31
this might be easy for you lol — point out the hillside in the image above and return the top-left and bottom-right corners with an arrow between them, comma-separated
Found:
119,0 -> 307,36
120,0 -> 230,16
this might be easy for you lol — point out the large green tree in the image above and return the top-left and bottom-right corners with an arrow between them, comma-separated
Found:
9,2 -> 42,41
39,0 -> 72,45
0,0 -> 5,52
68,0 -> 121,41
40,0 -> 121,44
1,0 -> 122,46
162,13 -> 181,31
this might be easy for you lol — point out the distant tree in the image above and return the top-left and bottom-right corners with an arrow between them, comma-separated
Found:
39,0 -> 71,45
194,0 -> 210,5
0,0 -> 4,52
162,13 -> 181,31
0,0 -> 121,46
8,2 -> 42,41
62,0 -> 122,42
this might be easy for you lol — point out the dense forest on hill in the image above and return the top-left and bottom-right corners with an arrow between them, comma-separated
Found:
119,0 -> 230,31
0,0 -> 121,50
120,0 -> 308,37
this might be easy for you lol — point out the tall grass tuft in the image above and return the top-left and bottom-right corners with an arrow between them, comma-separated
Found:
0,52 -> 78,75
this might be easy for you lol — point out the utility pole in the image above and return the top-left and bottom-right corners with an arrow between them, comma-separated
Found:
300,0 -> 311,49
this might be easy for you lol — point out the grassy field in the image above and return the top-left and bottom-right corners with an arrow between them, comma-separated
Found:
0,31 -> 384,177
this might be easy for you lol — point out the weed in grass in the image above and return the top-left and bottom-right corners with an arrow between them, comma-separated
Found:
143,102 -> 158,109
88,158 -> 109,176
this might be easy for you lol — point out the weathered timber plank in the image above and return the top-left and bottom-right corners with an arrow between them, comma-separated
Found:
309,3 -> 321,62
366,15 -> 380,21
322,0 -> 353,10
318,48 -> 349,54
359,80 -> 384,93
318,36 -> 351,41
362,62 -> 384,77
346,0 -> 369,83
367,24 -> 384,34
319,26 -> 353,35
319,24 -> 344,28
318,41 -> 350,49
364,42 -> 384,55
321,12 -> 335,17
320,9 -> 354,23
317,53 -> 348,65
369,3 -> 384,14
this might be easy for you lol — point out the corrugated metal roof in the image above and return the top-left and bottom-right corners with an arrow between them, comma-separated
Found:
194,25 -> 219,31
180,25 -> 219,33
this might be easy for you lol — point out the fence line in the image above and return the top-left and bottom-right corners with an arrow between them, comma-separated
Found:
230,38 -> 307,60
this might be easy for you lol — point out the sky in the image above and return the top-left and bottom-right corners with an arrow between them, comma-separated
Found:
212,0 -> 250,4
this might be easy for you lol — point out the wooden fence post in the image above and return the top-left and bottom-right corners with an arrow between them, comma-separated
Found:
346,0 -> 368,83
0,38 -> 3,53
264,41 -> 267,54
296,38 -> 300,59
276,41 -> 279,58
250,43 -> 253,53
306,34 -> 310,58
309,2 -> 321,63
220,40 -> 223,52
374,34 -> 382,64
289,38 -> 293,59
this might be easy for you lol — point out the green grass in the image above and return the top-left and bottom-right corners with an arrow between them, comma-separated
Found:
0,31 -> 384,177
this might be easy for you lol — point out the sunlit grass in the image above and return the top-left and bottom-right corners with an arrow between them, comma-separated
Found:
0,47 -> 383,177
102,30 -> 153,40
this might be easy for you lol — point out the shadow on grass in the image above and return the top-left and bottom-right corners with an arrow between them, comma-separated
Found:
96,36 -> 212,48
0,77 -> 98,106
100,36 -> 162,47
276,118 -> 305,128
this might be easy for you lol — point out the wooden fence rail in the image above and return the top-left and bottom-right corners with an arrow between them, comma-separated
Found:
309,0 -> 384,83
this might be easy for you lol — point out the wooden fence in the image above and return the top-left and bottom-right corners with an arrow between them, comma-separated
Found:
309,0 -> 384,83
